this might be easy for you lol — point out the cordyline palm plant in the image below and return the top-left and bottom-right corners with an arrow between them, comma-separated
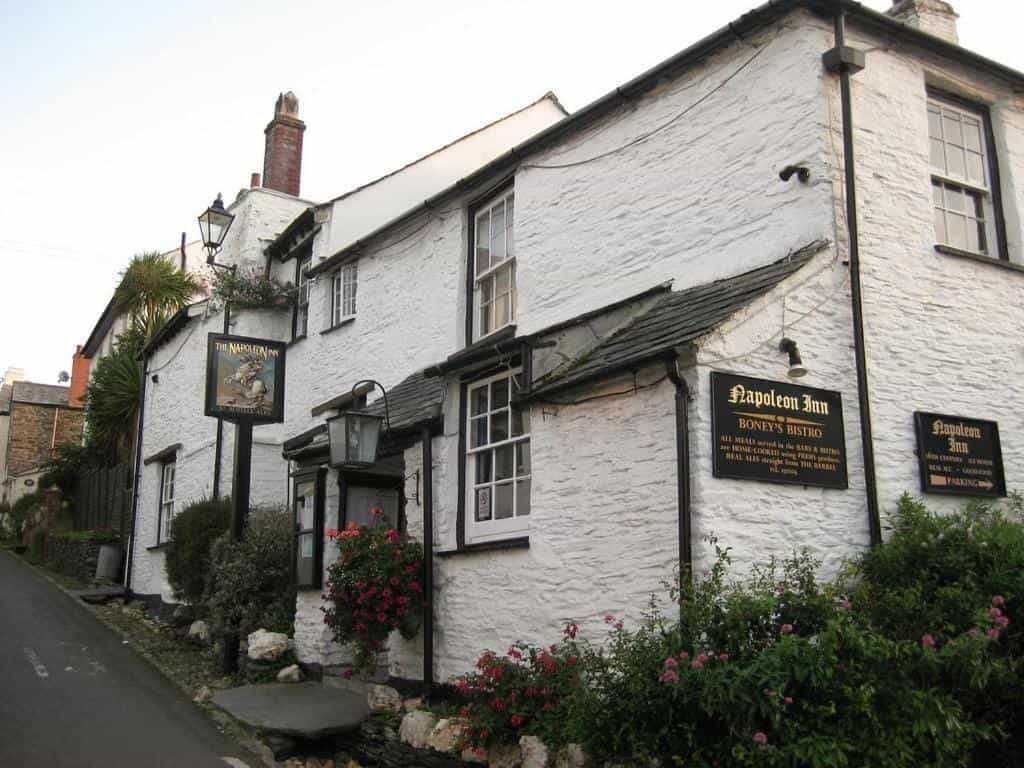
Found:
86,252 -> 200,461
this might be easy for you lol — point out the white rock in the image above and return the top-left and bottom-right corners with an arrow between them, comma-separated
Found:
555,744 -> 588,768
398,710 -> 438,750
247,628 -> 289,662
461,746 -> 488,764
488,742 -> 523,768
366,683 -> 403,711
192,685 -> 212,703
187,620 -> 209,644
402,696 -> 424,712
425,717 -> 465,753
276,664 -> 303,683
520,735 -> 552,768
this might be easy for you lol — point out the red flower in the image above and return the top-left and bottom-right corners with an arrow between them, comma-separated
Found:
326,528 -> 340,539
371,506 -> 383,518
921,634 -> 936,650
377,613 -> 388,623
490,697 -> 506,712
386,529 -> 400,543
405,564 -> 418,574
390,576 -> 400,587
564,622 -> 579,639
508,647 -> 523,660
753,732 -> 768,747
510,714 -> 525,728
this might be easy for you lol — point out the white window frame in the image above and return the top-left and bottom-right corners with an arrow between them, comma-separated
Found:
465,368 -> 531,544
927,95 -> 999,257
158,461 -> 176,544
295,255 -> 311,339
331,262 -> 358,326
472,190 -> 516,341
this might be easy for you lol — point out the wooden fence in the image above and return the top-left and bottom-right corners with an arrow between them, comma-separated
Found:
74,464 -> 131,541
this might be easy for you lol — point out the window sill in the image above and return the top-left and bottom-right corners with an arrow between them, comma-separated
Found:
146,543 -> 169,552
934,244 -> 1024,274
320,317 -> 355,336
437,536 -> 529,558
288,334 -> 308,348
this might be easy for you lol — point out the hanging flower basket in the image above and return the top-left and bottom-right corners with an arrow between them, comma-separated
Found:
210,266 -> 297,311
322,509 -> 425,671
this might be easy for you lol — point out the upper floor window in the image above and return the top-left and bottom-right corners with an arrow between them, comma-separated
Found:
928,94 -> 1004,259
331,262 -> 358,326
158,461 -> 176,544
472,190 -> 515,341
294,255 -> 311,339
465,369 -> 530,543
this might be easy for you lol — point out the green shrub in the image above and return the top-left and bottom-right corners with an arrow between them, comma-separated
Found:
204,506 -> 295,640
49,529 -> 120,544
27,528 -> 46,563
8,492 -> 43,540
165,497 -> 231,605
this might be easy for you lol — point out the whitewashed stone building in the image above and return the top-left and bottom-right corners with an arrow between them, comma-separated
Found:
129,0 -> 1024,687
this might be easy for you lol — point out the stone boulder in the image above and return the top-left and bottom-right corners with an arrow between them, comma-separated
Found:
277,664 -> 303,683
488,742 -> 523,768
171,603 -> 196,627
520,735 -> 552,768
247,628 -> 289,662
425,717 -> 466,753
398,710 -> 438,750
366,683 -> 402,712
187,620 -> 210,644
555,744 -> 588,768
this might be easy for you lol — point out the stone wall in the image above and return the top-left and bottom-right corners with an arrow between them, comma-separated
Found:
46,533 -> 113,582
6,403 -> 84,475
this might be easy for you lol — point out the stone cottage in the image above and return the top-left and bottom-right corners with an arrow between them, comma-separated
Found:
129,0 -> 1024,687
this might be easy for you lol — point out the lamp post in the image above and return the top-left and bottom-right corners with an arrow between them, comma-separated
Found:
197,193 -> 235,264
326,380 -> 391,469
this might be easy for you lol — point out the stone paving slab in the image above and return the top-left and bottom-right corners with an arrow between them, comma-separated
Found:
214,682 -> 368,739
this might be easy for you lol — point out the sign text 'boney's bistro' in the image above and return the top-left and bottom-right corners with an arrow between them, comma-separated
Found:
204,333 -> 287,424
711,372 -> 848,489
913,412 -> 1005,497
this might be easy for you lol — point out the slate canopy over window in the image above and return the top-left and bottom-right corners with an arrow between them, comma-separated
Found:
927,91 -> 1007,260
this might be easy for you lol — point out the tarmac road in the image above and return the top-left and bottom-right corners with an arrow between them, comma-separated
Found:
0,549 -> 254,768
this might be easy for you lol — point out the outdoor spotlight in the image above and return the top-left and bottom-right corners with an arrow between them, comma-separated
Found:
779,338 -> 807,379
779,165 -> 810,183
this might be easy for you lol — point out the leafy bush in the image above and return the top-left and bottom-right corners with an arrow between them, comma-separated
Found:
165,497 -> 231,605
27,528 -> 46,563
50,529 -> 120,543
8,491 -> 44,540
84,333 -> 143,460
210,266 -> 296,311
322,513 -> 425,671
204,506 -> 295,640
39,442 -> 101,497
449,497 -> 1024,767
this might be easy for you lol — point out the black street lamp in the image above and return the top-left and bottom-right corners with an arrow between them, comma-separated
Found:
197,193 -> 235,264
327,380 -> 391,469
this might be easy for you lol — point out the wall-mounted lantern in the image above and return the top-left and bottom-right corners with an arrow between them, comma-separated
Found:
197,193 -> 235,263
326,380 -> 391,469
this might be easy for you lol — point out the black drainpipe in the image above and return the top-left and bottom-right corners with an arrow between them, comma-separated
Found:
665,357 -> 692,582
124,357 -> 149,596
212,302 -> 231,498
826,12 -> 882,547
420,422 -> 435,691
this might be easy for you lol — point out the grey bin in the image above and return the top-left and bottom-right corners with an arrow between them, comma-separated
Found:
95,543 -> 122,582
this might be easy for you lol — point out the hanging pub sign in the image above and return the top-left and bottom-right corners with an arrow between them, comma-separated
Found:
913,412 -> 1005,497
711,372 -> 848,489
204,333 -> 286,424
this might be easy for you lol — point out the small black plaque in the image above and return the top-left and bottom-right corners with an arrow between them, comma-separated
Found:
204,333 -> 286,424
913,412 -> 1005,497
711,372 -> 848,489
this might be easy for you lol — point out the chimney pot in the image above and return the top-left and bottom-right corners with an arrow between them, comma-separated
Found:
888,0 -> 959,45
262,91 -> 306,197
250,172 -> 261,188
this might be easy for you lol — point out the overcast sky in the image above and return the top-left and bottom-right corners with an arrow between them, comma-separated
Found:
1,0 -> 1020,383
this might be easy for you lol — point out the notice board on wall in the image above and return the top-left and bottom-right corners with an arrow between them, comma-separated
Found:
913,412 -> 1005,497
711,372 -> 848,489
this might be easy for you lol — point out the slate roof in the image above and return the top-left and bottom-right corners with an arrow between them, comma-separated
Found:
365,369 -> 445,434
529,240 -> 828,398
10,381 -> 71,407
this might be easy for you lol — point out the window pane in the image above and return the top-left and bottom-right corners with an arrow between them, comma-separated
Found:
946,146 -> 965,179
929,138 -> 946,172
516,442 -> 530,476
943,114 -> 962,146
296,534 -> 314,586
491,378 -> 509,409
475,487 -> 492,522
472,416 -> 488,448
516,479 -> 531,517
495,263 -> 511,295
494,483 -> 514,520
947,213 -> 967,248
963,119 -> 982,152
506,196 -> 514,258
975,219 -> 988,255
945,186 -> 965,213
476,212 -> 490,274
511,406 -> 530,437
934,208 -> 947,244
927,106 -> 942,138
490,201 -> 505,263
495,294 -> 510,328
494,444 -> 514,480
966,152 -> 984,186
472,386 -> 488,416
966,215 -> 981,253
491,411 -> 509,443
475,451 -> 492,484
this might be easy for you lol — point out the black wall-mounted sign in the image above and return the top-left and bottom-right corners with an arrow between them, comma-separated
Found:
204,333 -> 286,424
711,372 -> 848,489
913,412 -> 1005,497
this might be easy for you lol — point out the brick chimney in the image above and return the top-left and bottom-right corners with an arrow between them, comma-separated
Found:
69,346 -> 90,408
888,0 -> 959,45
262,92 -> 305,197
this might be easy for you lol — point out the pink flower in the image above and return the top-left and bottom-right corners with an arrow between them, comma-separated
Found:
386,529 -> 400,543
841,599 -> 853,611
510,714 -> 526,728
921,634 -> 936,650
784,696 -> 794,705
993,595 -> 1006,607
371,507 -> 383,518
753,732 -> 768,747
663,657 -> 678,669
691,659 -> 704,670
564,622 -> 579,639
989,607 -> 1003,619
604,614 -> 615,624
996,615 -> 1011,628
325,528 -> 340,539
988,628 -> 1001,640
614,620 -> 624,630
508,647 -> 523,660
697,653 -> 709,664
718,653 -> 729,663
780,623 -> 794,635
659,669 -> 679,684
679,651 -> 690,662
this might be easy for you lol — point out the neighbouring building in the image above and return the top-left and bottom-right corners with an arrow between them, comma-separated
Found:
1,362 -> 87,504
130,0 -> 1024,686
